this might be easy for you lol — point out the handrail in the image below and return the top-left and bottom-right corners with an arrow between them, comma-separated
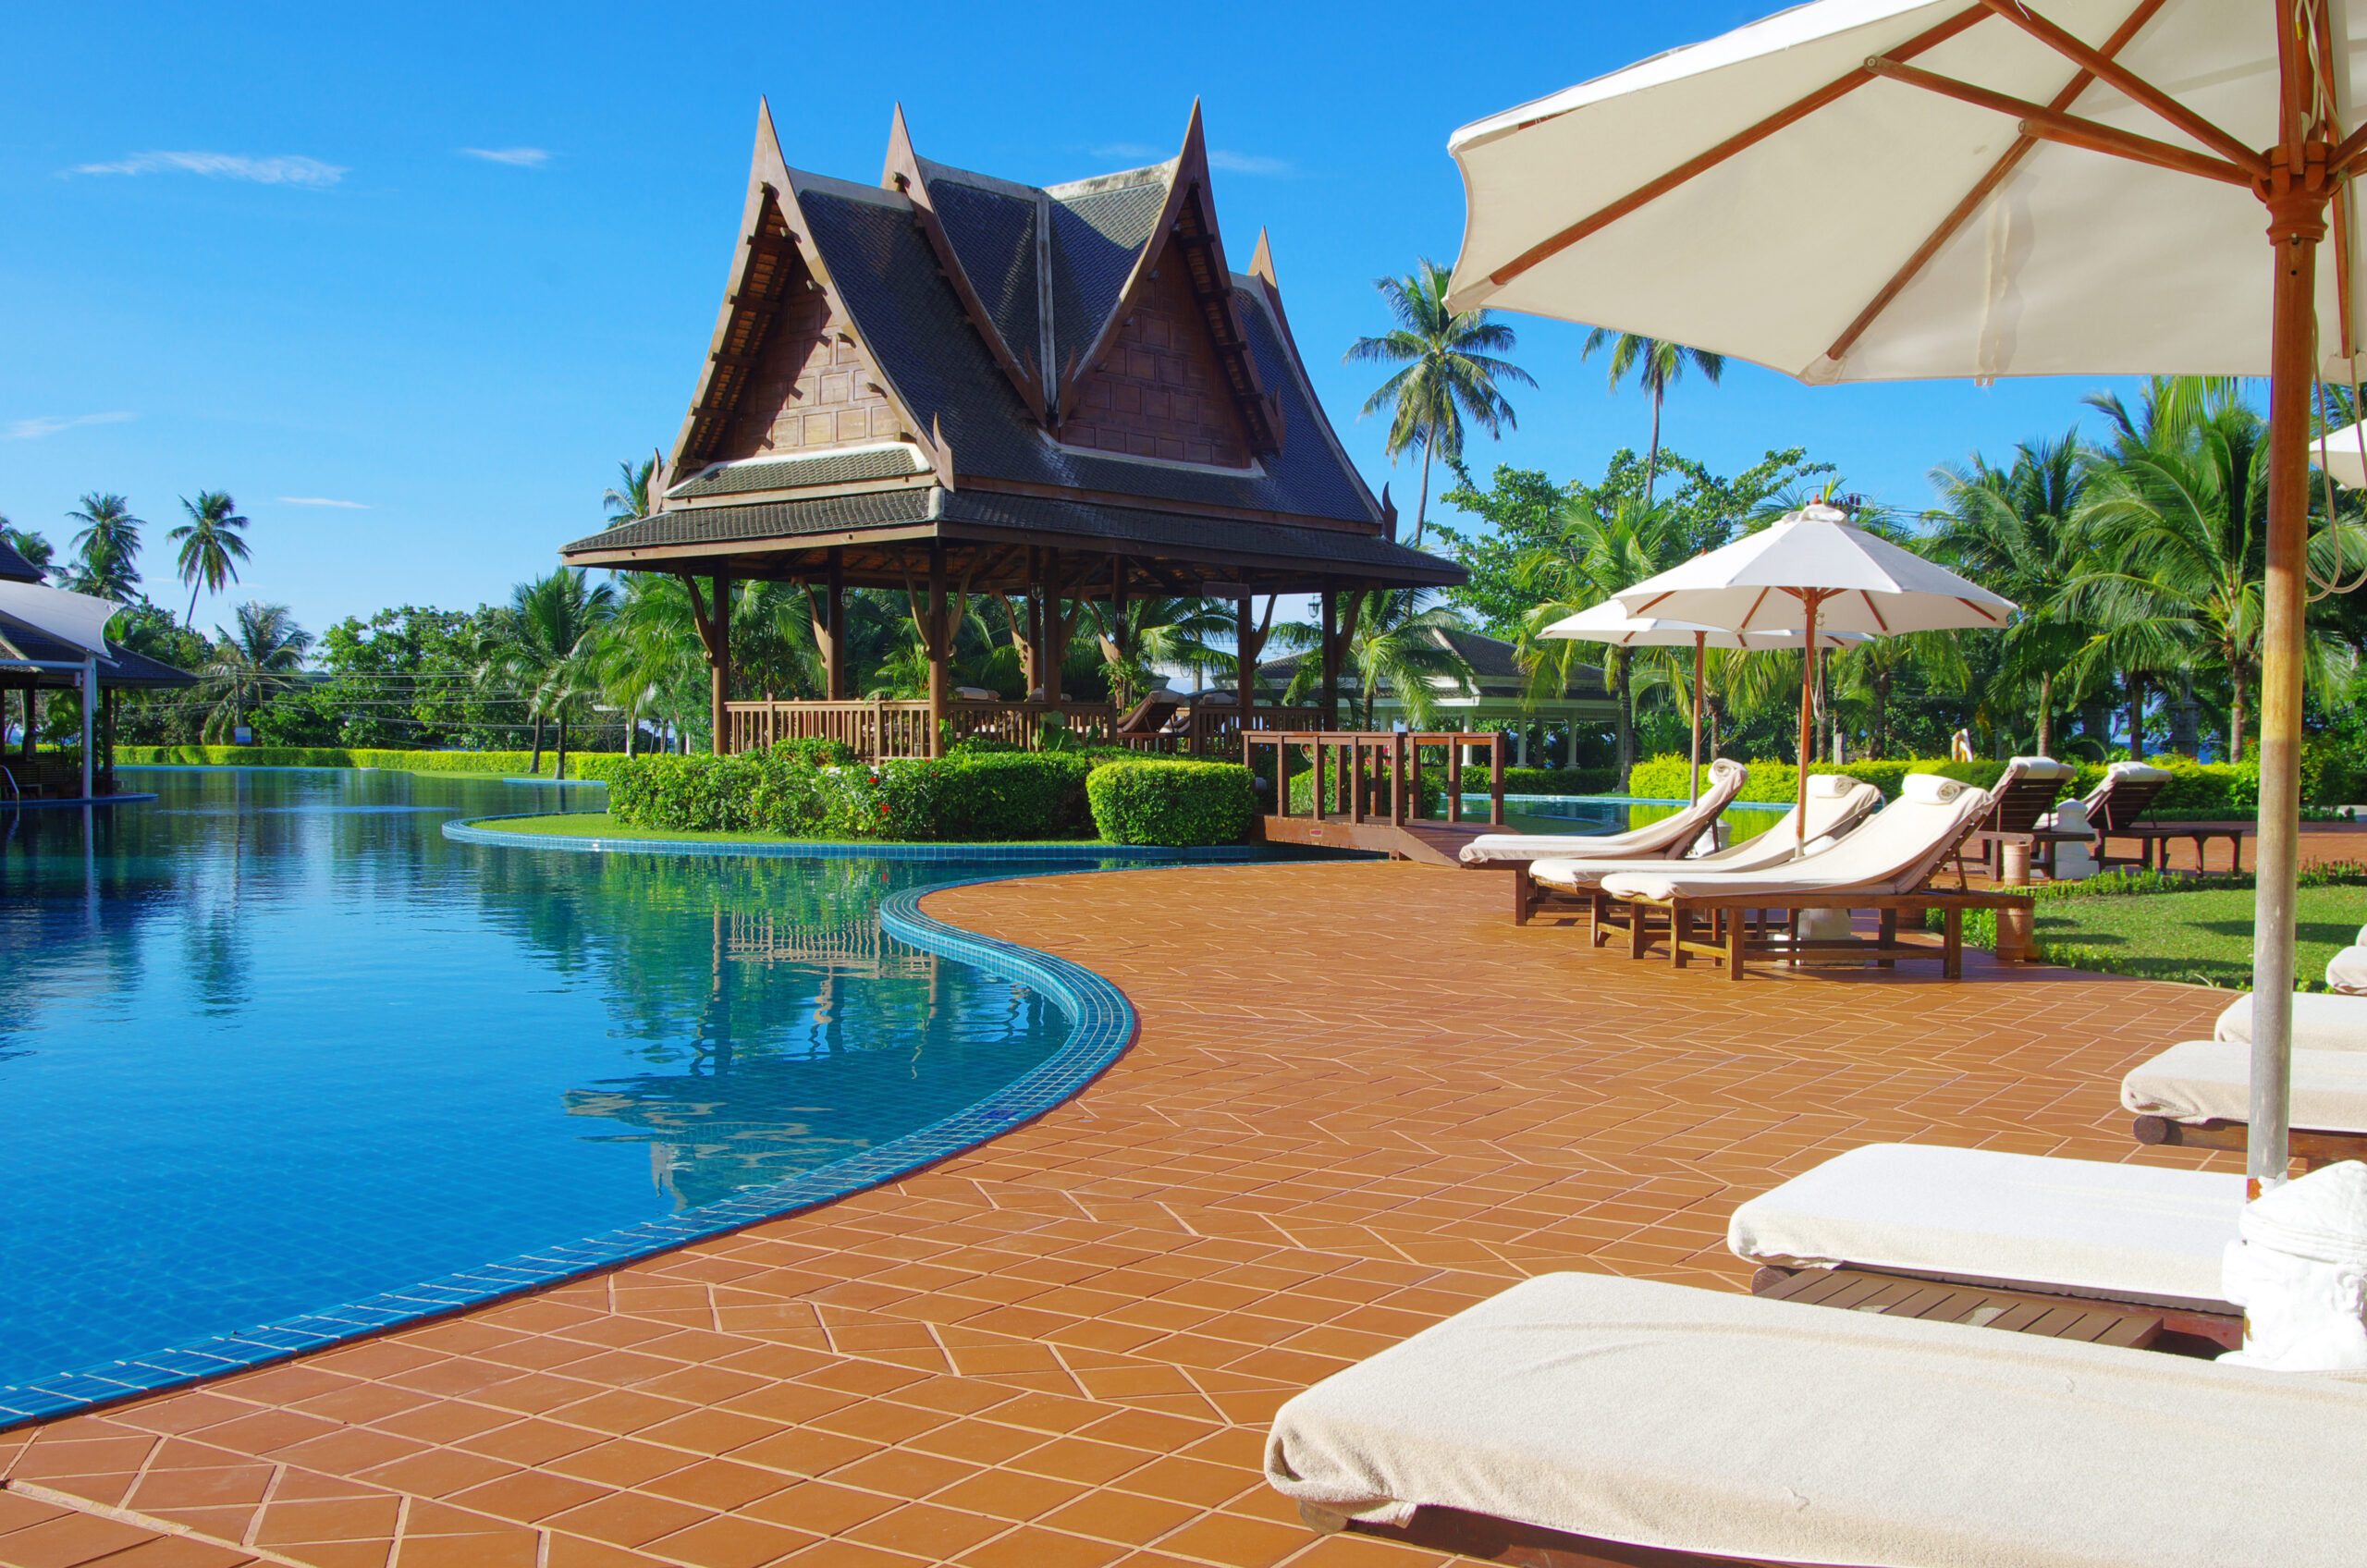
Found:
1244,730 -> 1508,829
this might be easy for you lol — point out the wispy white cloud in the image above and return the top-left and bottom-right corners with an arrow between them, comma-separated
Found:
278,496 -> 368,508
65,152 -> 345,187
1208,150 -> 1292,177
1090,142 -> 1165,163
5,411 -> 134,441
460,147 -> 549,167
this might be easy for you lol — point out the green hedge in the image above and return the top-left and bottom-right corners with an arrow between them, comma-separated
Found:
1625,753 -> 2266,816
1087,763 -> 1254,846
1503,766 -> 1622,796
116,745 -> 634,780
603,742 -> 1226,841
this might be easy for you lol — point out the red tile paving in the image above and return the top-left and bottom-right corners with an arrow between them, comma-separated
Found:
0,855 -> 2269,1568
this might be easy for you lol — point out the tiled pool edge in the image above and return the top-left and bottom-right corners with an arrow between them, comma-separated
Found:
0,871 -> 1139,1430
442,814 -> 1269,862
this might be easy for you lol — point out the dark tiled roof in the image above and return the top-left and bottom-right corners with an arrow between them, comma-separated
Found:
0,622 -> 196,688
566,487 -> 1462,587
1047,178 -> 1167,371
565,490 -> 935,554
667,447 -> 924,499
0,540 -> 43,582
798,186 -> 1378,526
930,179 -> 1044,382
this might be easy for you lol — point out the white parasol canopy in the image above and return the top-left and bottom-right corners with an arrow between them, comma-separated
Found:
0,579 -> 119,660
1541,599 -> 1870,802
2316,419 -> 2367,488
1446,0 -> 2349,1193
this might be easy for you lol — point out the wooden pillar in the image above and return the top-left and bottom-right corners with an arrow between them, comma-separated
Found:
1037,549 -> 1063,706
104,686 -> 117,783
709,572 -> 731,755
1319,590 -> 1339,729
1109,553 -> 1129,708
824,548 -> 846,700
18,684 -> 33,760
926,541 -> 948,758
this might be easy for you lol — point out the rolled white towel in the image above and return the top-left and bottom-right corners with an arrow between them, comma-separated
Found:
2006,754 -> 2078,780
2220,1161 -> 2367,1371
1807,773 -> 1855,798
1900,772 -> 1968,804
2330,949 -> 2367,996
2106,760 -> 2175,784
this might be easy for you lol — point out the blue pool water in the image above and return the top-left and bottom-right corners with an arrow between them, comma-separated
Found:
0,768 -> 1109,1398
1464,793 -> 1792,837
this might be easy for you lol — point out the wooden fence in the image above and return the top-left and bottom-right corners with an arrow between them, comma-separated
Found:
721,698 -> 1327,760
1245,730 -> 1508,829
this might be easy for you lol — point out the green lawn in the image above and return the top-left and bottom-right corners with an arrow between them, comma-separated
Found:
473,812 -> 1106,848
2033,885 -> 2364,988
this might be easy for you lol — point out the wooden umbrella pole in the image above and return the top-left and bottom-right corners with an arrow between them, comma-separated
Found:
1796,594 -> 1820,849
2250,0 -> 2329,1194
1689,631 -> 1705,805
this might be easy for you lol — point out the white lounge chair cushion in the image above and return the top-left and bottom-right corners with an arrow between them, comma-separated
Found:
1459,759 -> 1746,864
2004,754 -> 2078,780
1600,774 -> 1989,901
1527,781 -> 1883,892
2214,991 -> 2367,1051
2328,948 -> 2367,995
2124,1040 -> 2367,1129
1728,1144 -> 2241,1310
1264,1273 -> 2367,1568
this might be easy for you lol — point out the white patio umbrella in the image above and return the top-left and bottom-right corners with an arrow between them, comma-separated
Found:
1446,0 -> 2354,1193
1539,598 -> 1870,802
2315,418 -> 2367,488
1605,502 -> 2012,839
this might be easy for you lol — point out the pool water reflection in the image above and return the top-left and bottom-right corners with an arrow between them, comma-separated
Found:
0,769 -> 1095,1392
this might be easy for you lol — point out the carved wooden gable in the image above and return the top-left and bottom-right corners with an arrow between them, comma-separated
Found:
1060,239 -> 1256,468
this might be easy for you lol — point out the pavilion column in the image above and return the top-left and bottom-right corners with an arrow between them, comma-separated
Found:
1319,590 -> 1339,729
1037,549 -> 1064,706
709,572 -> 732,755
18,684 -> 33,761
80,654 -> 96,800
104,687 -> 117,785
824,548 -> 846,700
1108,554 -> 1129,708
926,541 -> 948,758
1234,597 -> 1256,721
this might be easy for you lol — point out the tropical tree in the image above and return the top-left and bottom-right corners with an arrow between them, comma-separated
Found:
604,458 -> 656,524
64,493 -> 142,603
0,521 -> 52,578
1344,258 -> 1533,547
196,602 -> 313,742
168,491 -> 251,627
1580,334 -> 1725,505
1926,433 -> 2090,755
1279,589 -> 1474,729
478,569 -> 619,775
595,574 -> 708,754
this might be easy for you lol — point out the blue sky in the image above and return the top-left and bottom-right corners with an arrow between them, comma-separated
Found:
3,1 -> 2153,640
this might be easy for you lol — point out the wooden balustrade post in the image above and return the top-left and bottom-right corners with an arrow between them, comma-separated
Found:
824,547 -> 847,700
1448,739 -> 1464,825
1312,737 -> 1327,822
1490,733 -> 1506,827
1392,732 -> 1408,827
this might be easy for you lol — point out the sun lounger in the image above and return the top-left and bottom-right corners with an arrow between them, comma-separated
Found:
1523,776 -> 1884,936
2045,760 -> 2175,872
1960,754 -> 2077,878
1460,757 -> 1747,870
1265,1271 -> 2367,1568
1729,1143 -> 2243,1351
1596,774 -> 2028,978
2119,993 -> 2367,1166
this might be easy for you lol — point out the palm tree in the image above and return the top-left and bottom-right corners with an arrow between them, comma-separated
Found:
1280,589 -> 1473,729
1345,258 -> 1534,548
596,574 -> 707,754
65,493 -> 142,603
478,570 -> 619,775
1581,335 -> 1725,505
1927,434 -> 2090,755
168,492 -> 251,627
604,458 -> 656,524
196,602 -> 313,742
0,521 -> 53,578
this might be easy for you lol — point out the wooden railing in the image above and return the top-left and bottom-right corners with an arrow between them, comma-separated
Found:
724,698 -> 1319,760
1245,730 -> 1508,829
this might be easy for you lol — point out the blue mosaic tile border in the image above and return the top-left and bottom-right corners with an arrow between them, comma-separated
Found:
0,870 -> 1141,1430
441,814 -> 1269,863
2,793 -> 159,811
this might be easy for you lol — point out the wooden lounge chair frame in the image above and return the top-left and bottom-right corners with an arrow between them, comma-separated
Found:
1343,1508 -> 1821,1568
1958,764 -> 2073,878
1748,1262 -> 2240,1355
2131,1112 -> 2367,1170
2068,768 -> 2176,873
1598,889 -> 2034,980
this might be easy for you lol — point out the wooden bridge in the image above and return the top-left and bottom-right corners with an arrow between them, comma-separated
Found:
1244,731 -> 1507,866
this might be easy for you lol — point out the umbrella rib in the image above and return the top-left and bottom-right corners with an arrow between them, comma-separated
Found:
1858,590 -> 1891,633
1485,3 -> 1993,289
1954,594 -> 2004,623
1977,0 -> 2263,178
1862,59 -> 2254,188
1740,586 -> 1772,631
1826,0 -> 2172,364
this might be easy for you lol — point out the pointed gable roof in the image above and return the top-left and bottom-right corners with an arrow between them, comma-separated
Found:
0,539 -> 43,583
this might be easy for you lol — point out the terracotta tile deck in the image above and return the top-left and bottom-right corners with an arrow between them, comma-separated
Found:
0,854 -> 2273,1568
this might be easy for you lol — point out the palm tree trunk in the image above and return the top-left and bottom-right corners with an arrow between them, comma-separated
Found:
556,715 -> 569,781
2128,674 -> 2145,761
529,716 -> 544,775
1644,390 -> 1664,506
2230,668 -> 2248,763
2036,671 -> 2054,756
1613,656 -> 1635,791
1413,446 -> 1433,549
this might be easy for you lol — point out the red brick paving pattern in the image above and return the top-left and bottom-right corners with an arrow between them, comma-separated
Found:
0,856 -> 2251,1568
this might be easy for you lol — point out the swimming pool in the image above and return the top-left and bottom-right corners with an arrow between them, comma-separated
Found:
1463,793 -> 1792,837
0,768 -> 1136,1416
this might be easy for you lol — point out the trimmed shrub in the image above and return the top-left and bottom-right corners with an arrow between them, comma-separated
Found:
1088,762 -> 1255,846
1504,766 -> 1621,796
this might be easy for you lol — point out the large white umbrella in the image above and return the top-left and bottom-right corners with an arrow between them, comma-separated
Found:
1446,0 -> 2350,1193
1606,502 -> 2012,839
1539,599 -> 1870,802
2316,418 -> 2367,487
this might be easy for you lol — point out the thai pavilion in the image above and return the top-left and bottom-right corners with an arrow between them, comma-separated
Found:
560,104 -> 1466,758
0,538 -> 195,800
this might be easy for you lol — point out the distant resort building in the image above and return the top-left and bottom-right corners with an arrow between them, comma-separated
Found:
563,104 -> 1462,758
0,537 -> 195,800
1256,628 -> 1617,767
